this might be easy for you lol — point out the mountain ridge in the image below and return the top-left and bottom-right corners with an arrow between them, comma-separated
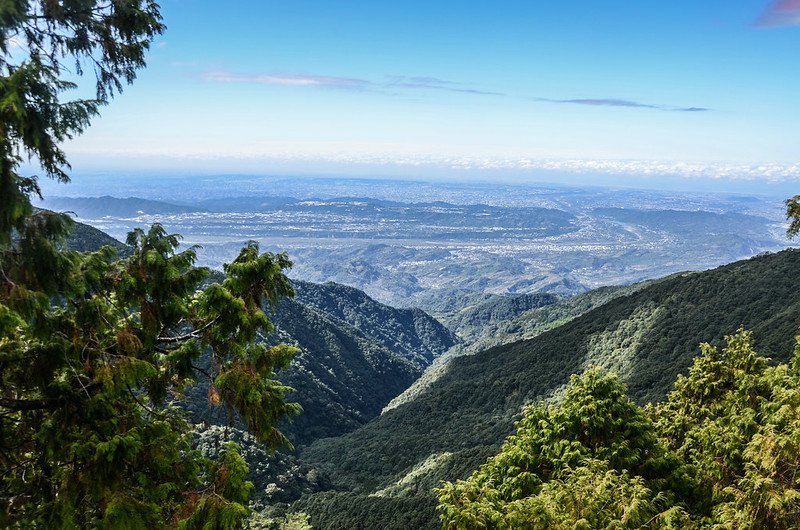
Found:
297,248 -> 800,529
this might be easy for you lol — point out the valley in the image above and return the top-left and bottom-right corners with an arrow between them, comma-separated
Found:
298,248 -> 800,529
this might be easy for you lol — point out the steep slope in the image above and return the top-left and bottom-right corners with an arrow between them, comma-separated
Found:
65,219 -> 131,256
292,280 -> 457,369
268,299 -> 426,444
185,279 -> 456,447
431,291 -> 559,342
384,282 -> 649,413
442,278 -> 671,358
298,249 -> 800,529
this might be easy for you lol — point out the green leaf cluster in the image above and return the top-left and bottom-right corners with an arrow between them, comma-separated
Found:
438,329 -> 800,529
0,0 -> 165,242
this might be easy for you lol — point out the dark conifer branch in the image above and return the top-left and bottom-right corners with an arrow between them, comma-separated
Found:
0,397 -> 56,412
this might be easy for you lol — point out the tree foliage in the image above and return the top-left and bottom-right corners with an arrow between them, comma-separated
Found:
1,222 -> 302,527
436,369 -> 690,529
438,329 -> 800,529
0,3 -> 303,528
0,0 -> 165,242
787,195 -> 800,239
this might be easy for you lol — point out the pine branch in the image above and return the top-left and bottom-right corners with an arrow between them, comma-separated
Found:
0,397 -> 56,411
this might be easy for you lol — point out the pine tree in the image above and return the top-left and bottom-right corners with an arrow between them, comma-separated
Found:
1,3 -> 303,528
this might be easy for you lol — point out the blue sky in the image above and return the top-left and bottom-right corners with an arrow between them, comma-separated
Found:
61,1 -> 800,186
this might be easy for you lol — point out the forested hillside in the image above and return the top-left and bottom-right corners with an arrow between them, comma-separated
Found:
431,292 -> 559,342
297,249 -> 800,529
438,331 -> 800,528
183,276 -> 457,446
385,280 -> 661,412
48,212 -> 130,255
292,280 -> 457,370
266,288 -> 455,445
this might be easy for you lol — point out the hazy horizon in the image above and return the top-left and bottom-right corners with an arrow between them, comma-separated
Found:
35,168 -> 800,201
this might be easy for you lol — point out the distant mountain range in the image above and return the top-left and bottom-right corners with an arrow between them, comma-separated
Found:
44,195 -> 205,218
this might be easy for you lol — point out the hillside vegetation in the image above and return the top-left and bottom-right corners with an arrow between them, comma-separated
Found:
65,218 -> 131,256
292,280 -> 457,370
431,292 -> 559,342
182,276 -> 456,447
385,279 -> 666,412
438,330 -> 800,528
298,249 -> 800,529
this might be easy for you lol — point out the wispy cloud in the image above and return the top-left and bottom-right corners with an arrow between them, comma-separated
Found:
555,98 -> 658,109
537,97 -> 709,112
303,155 -> 800,182
201,70 -> 370,89
386,76 -> 505,96
200,69 -> 707,111
755,0 -> 800,27
200,70 -> 501,95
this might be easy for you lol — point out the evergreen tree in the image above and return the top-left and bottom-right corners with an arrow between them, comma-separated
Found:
1,3 -> 303,528
654,329 -> 800,529
438,330 -> 800,529
436,370 -> 690,528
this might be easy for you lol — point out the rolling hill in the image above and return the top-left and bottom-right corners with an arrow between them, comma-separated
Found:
65,218 -> 131,256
